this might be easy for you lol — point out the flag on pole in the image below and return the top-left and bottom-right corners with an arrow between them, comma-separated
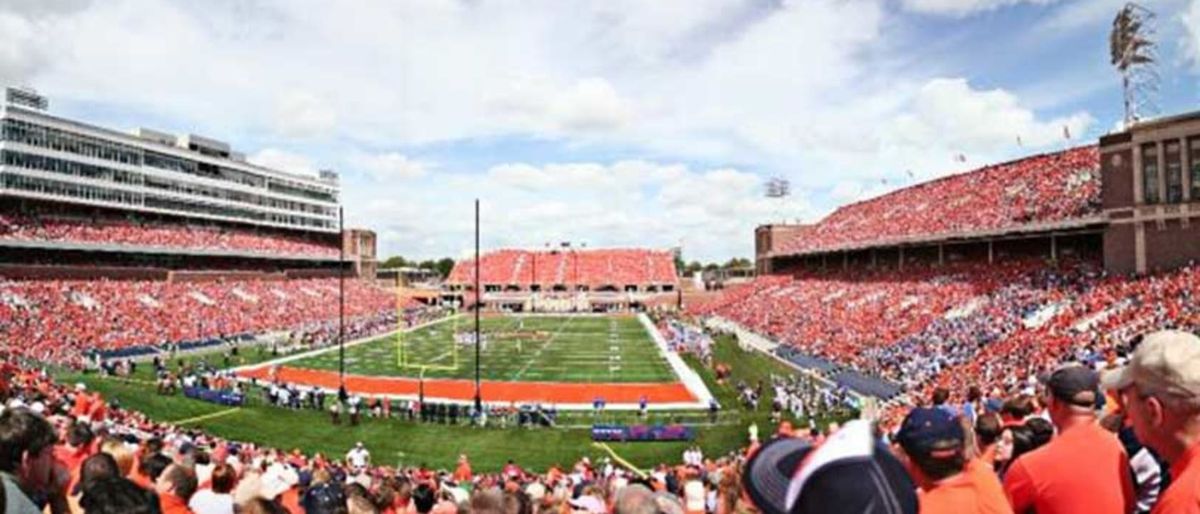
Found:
1063,125 -> 1071,140
954,154 -> 966,163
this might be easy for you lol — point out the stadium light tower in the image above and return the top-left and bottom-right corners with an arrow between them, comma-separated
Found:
765,176 -> 791,223
1110,3 -> 1159,126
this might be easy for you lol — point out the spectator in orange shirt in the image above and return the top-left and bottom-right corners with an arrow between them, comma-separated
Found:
156,463 -> 198,514
896,407 -> 1013,514
1003,364 -> 1135,514
1103,330 -> 1200,514
453,454 -> 472,483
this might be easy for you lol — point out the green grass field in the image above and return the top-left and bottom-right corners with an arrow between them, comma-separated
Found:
58,333 -> 851,471
286,315 -> 677,383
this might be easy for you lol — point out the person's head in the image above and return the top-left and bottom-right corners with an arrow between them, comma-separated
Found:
141,453 -> 173,483
743,419 -> 917,514
1000,394 -> 1036,422
895,408 -> 966,487
1041,365 -> 1100,428
613,484 -> 657,514
1023,418 -> 1054,450
931,388 -> 950,406
470,488 -> 504,514
303,481 -> 349,514
67,422 -> 94,449
79,476 -> 160,514
77,452 -> 120,492
413,483 -> 438,514
348,492 -> 379,514
211,462 -> 237,494
0,407 -> 57,493
100,437 -> 135,476
966,386 -> 982,404
242,497 -> 290,514
503,489 -> 532,514
999,425 -> 1038,467
156,463 -> 198,502
974,412 -> 1003,449
1104,330 -> 1200,462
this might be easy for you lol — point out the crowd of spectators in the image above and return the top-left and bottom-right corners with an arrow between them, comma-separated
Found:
0,277 -> 410,367
0,363 -> 756,514
690,258 -> 1200,422
447,249 -> 677,290
5,326 -> 1200,514
0,211 -> 339,258
775,146 -> 1101,255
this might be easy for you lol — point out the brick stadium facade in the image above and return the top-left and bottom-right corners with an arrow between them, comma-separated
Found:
758,110 -> 1200,276
1100,111 -> 1200,274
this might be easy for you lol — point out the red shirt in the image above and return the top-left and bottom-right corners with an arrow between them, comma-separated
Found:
1003,422 -> 1134,514
1152,441 -> 1200,514
918,459 -> 1013,514
160,493 -> 196,514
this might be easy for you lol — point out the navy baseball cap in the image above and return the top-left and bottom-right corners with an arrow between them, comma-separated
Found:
896,407 -> 964,458
1040,364 -> 1099,406
743,420 -> 917,514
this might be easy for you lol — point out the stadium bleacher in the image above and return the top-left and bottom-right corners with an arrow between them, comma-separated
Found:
0,277 -> 409,367
776,146 -> 1101,255
448,248 -> 677,289
0,209 -> 339,258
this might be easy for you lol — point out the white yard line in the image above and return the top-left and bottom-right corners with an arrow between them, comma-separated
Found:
511,316 -> 573,380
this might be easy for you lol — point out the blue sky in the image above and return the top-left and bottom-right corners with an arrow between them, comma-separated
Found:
1,0 -> 1198,262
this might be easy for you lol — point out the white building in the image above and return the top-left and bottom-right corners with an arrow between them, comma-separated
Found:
0,87 -> 340,234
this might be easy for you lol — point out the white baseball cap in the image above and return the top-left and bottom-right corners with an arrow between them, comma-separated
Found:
1102,330 -> 1200,399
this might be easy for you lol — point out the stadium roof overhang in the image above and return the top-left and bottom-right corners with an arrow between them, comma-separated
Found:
767,215 -> 1108,259
0,239 -> 340,262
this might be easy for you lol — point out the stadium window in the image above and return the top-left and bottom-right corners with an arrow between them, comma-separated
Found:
1191,138 -> 1200,200
1165,142 -> 1183,203
1142,145 -> 1160,204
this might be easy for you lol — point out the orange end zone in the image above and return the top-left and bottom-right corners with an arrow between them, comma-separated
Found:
236,366 -> 698,404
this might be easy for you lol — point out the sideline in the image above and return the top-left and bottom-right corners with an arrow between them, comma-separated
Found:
172,407 -> 242,425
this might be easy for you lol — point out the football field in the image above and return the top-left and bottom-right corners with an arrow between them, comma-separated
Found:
285,315 -> 678,383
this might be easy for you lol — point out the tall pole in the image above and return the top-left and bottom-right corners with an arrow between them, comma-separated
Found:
338,206 -> 346,387
473,199 -> 482,413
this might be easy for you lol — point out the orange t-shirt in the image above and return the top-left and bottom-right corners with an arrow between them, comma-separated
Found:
159,493 -> 196,514
1151,441 -> 1200,514
454,461 -> 472,482
918,459 -> 1013,514
1002,422 -> 1134,514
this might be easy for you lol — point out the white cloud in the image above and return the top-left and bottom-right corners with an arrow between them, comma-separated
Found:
350,152 -> 429,181
487,77 -> 634,135
346,160 -> 814,262
247,148 -> 317,176
902,0 -> 1059,17
0,0 -> 1113,260
1184,0 -> 1200,70
892,78 -> 1093,157
274,90 -> 337,139
0,12 -> 41,84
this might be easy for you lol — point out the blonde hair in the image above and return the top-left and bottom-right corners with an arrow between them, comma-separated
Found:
100,437 -> 135,477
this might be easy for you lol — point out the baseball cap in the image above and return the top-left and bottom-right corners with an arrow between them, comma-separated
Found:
895,407 -> 964,458
1102,330 -> 1200,398
568,494 -> 606,513
1040,364 -> 1100,406
743,420 -> 917,514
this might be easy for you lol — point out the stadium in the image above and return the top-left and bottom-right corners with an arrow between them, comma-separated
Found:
2,3 -> 1200,514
